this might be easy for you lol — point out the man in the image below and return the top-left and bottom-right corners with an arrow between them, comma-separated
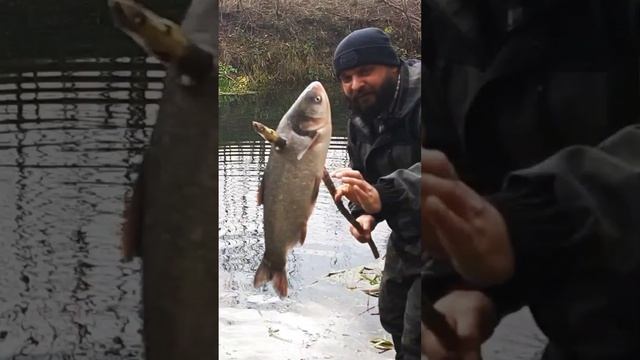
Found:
331,27 -> 422,359
423,2 -> 640,359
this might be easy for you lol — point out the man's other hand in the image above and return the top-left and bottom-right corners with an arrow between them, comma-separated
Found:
349,214 -> 376,243
422,290 -> 497,360
422,149 -> 514,286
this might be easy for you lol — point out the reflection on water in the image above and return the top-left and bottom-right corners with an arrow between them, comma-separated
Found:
0,57 -> 161,358
218,88 -> 392,308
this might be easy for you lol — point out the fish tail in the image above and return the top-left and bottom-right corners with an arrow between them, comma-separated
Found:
253,260 -> 273,288
272,271 -> 288,298
253,260 -> 288,298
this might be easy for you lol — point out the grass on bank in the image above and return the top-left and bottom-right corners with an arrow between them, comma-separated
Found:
219,0 -> 420,92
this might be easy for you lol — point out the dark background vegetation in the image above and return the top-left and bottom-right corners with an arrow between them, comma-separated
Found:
220,0 -> 421,88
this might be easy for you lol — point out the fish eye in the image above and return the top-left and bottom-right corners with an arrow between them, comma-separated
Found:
314,95 -> 322,103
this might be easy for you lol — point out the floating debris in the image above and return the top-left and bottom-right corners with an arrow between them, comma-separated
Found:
325,269 -> 348,277
267,326 -> 292,343
362,288 -> 380,297
359,272 -> 381,286
370,338 -> 394,352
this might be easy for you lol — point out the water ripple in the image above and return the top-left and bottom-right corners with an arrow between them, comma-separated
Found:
0,57 -> 150,358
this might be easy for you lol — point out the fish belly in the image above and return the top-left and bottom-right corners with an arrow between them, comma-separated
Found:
262,150 -> 322,265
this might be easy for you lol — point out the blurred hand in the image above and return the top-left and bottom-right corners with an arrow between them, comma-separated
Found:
421,149 -> 514,286
422,290 -> 497,360
349,214 -> 376,243
332,168 -> 381,214
421,150 -> 457,259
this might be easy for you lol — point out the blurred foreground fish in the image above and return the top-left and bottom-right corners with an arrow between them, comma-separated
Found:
254,81 -> 332,297
114,0 -> 218,358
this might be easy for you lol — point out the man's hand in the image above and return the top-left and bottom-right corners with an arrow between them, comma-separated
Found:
422,149 -> 514,286
332,168 -> 381,214
421,150 -> 457,259
350,214 -> 376,243
422,290 -> 497,360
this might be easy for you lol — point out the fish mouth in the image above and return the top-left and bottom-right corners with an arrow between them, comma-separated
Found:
305,81 -> 328,99
287,81 -> 331,137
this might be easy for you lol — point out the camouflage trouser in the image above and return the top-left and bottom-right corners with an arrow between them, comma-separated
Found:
379,239 -> 422,360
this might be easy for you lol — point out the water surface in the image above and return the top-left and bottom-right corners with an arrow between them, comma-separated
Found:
0,57 -> 163,359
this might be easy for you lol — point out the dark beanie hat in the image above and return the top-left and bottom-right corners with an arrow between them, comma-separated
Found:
333,27 -> 401,77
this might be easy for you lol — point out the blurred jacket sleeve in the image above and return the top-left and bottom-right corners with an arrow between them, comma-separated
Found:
373,162 -> 421,220
485,124 -> 640,317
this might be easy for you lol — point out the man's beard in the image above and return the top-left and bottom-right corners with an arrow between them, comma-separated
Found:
345,72 -> 398,122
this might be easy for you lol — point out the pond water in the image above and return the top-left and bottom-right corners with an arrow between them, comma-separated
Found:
0,57 -> 160,359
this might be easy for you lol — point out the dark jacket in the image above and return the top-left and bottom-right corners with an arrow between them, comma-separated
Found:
488,126 -> 640,359
424,1 -> 640,358
346,59 -> 422,274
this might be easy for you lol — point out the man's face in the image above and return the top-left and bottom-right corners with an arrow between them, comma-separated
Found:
339,64 -> 399,121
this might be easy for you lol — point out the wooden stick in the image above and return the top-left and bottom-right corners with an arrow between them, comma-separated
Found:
252,121 -> 380,259
252,121 -> 287,149
321,168 -> 379,259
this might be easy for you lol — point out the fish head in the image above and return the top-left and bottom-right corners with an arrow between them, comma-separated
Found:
285,81 -> 332,137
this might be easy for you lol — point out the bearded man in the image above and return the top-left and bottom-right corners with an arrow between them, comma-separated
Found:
331,27 -> 422,360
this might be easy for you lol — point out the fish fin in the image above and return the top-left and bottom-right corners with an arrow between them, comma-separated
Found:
254,261 -> 288,298
257,176 -> 264,206
295,133 -> 320,161
121,170 -> 144,261
299,222 -> 307,245
273,271 -> 288,298
253,260 -> 273,288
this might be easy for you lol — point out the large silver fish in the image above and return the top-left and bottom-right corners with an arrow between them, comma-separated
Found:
116,0 -> 218,357
254,81 -> 332,297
